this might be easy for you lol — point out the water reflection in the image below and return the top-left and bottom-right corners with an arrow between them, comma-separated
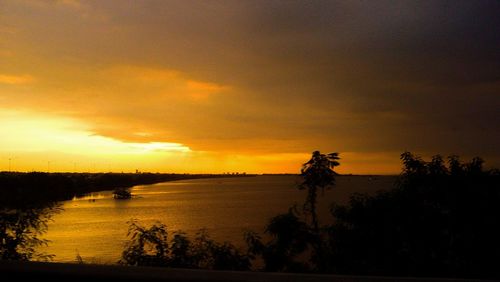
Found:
72,192 -> 109,201
42,175 -> 395,263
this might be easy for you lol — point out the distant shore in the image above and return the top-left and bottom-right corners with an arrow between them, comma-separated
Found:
0,172 -> 255,208
0,172 -> 395,208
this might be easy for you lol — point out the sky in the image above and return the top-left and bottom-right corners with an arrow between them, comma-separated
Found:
0,0 -> 499,174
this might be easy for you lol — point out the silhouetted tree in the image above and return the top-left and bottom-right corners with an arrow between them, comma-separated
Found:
299,151 -> 340,232
121,220 -> 169,266
326,152 -> 500,279
300,151 -> 339,272
245,207 -> 312,272
0,202 -> 61,261
120,220 -> 251,270
247,151 -> 340,272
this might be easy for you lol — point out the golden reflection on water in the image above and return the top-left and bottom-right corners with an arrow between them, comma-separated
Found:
41,175 -> 396,263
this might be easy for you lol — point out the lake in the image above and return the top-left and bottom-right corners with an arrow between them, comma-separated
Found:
41,175 -> 397,263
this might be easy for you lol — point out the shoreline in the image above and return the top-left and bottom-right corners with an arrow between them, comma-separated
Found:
0,172 -> 256,207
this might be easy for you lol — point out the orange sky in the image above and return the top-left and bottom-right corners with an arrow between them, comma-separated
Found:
0,1 -> 498,174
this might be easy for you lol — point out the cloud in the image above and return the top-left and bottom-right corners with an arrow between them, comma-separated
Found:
0,26 -> 17,34
0,74 -> 34,85
0,63 -> 238,149
186,80 -> 229,101
0,50 -> 14,57
100,65 -> 228,101
57,0 -> 82,9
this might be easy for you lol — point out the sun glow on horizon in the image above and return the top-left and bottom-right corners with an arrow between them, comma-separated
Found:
130,142 -> 190,153
0,109 -> 306,174
0,109 -> 195,172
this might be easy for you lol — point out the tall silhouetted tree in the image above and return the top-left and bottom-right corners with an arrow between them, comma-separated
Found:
299,151 -> 340,232
246,151 -> 340,272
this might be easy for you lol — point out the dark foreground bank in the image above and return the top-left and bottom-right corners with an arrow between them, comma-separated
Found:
0,261 -> 494,282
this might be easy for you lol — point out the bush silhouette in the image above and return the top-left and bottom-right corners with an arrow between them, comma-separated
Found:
0,202 -> 61,261
120,220 -> 251,270
245,207 -> 312,272
325,152 -> 500,279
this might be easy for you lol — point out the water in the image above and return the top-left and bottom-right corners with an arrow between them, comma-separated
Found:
41,175 -> 396,263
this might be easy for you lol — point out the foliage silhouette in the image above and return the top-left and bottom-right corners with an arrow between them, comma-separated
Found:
247,151 -> 499,279
299,151 -> 340,232
299,151 -> 339,272
0,202 -> 61,261
245,207 -> 313,272
325,152 -> 500,279
247,151 -> 340,272
120,220 -> 251,271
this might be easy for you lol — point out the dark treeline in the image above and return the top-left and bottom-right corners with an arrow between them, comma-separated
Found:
323,153 -> 500,278
0,172 -> 253,208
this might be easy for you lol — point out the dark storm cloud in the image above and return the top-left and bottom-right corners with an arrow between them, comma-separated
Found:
212,0 -> 500,157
